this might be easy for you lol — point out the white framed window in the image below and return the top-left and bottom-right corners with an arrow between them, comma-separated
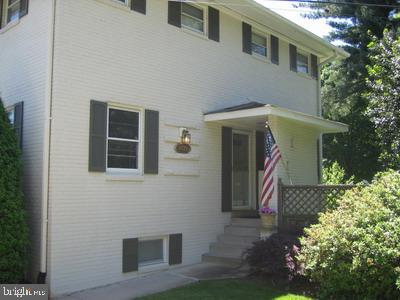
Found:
114,0 -> 128,5
138,237 -> 167,267
106,106 -> 141,172
297,51 -> 309,74
181,2 -> 205,34
251,32 -> 267,58
6,108 -> 14,126
1,0 -> 27,28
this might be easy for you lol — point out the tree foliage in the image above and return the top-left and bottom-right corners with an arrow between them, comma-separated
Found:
299,170 -> 400,299
299,0 -> 400,181
366,29 -> 400,169
0,99 -> 28,283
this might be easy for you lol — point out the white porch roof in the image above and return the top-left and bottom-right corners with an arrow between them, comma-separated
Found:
204,102 -> 348,133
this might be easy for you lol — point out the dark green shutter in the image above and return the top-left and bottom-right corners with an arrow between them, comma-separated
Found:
122,238 -> 138,273
131,0 -> 146,14
168,1 -> 181,27
89,100 -> 107,172
169,233 -> 182,265
221,127 -> 232,212
0,0 -> 3,29
208,7 -> 219,42
311,54 -> 318,79
270,35 -> 279,65
289,44 -> 297,72
242,22 -> 251,54
19,0 -> 29,18
256,131 -> 265,171
14,102 -> 23,149
144,110 -> 159,174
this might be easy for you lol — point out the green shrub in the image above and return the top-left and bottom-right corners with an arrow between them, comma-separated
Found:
245,233 -> 303,280
0,99 -> 28,283
322,161 -> 354,185
299,170 -> 400,299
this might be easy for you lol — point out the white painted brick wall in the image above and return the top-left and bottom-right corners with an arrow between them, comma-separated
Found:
47,0 -> 321,295
0,0 -> 53,283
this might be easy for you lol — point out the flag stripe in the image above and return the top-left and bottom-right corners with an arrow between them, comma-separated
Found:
260,128 -> 281,207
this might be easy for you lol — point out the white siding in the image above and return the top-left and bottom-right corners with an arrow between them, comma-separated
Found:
0,0 -> 53,282
47,0 -> 320,295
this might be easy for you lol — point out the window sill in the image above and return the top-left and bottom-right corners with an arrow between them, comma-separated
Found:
0,19 -> 20,34
251,53 -> 271,64
296,71 -> 314,80
105,173 -> 144,182
181,26 -> 209,41
95,0 -> 131,13
139,262 -> 169,273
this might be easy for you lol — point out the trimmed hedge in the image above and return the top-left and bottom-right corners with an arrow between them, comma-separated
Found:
299,170 -> 400,299
0,99 -> 28,283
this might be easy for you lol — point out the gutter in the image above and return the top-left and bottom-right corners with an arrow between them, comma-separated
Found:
38,0 -> 56,284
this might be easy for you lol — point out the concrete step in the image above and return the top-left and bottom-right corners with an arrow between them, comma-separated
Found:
217,234 -> 259,247
224,225 -> 260,237
209,243 -> 249,258
202,254 -> 243,267
231,218 -> 261,228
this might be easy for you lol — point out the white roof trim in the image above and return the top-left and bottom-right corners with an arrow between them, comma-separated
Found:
204,104 -> 348,133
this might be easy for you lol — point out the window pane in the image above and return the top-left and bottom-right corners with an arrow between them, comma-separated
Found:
8,0 -> 19,5
252,33 -> 266,47
251,44 -> 266,57
138,239 -> 164,265
7,110 -> 14,126
7,4 -> 20,23
182,3 -> 203,20
107,140 -> 138,169
109,109 -> 139,140
297,53 -> 309,73
181,15 -> 204,32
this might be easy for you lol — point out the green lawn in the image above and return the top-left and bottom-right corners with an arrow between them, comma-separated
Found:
137,279 -> 312,300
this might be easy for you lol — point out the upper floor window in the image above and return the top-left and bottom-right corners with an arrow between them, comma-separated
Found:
0,0 -> 28,29
251,32 -> 267,57
297,51 -> 309,74
181,2 -> 204,34
107,107 -> 141,172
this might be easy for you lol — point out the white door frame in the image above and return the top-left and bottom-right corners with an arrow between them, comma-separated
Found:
232,130 -> 253,210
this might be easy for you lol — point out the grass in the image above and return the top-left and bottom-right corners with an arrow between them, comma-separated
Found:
137,279 -> 312,300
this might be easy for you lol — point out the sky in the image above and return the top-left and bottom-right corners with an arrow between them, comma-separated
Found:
255,0 -> 333,39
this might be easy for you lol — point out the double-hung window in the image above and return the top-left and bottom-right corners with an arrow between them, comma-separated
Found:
181,2 -> 204,34
107,107 -> 140,172
251,32 -> 267,57
297,51 -> 309,74
1,0 -> 28,28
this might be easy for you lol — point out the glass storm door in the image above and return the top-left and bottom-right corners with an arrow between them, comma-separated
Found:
232,132 -> 250,208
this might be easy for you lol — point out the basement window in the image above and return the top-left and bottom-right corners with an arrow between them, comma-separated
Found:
138,238 -> 166,267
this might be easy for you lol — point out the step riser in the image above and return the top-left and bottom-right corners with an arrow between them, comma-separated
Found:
231,218 -> 261,227
217,235 -> 259,247
209,244 -> 249,258
224,226 -> 260,237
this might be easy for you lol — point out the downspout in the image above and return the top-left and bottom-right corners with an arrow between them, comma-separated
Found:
316,50 -> 339,183
38,0 -> 56,284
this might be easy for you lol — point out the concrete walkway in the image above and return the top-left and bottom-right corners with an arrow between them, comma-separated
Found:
55,263 -> 248,300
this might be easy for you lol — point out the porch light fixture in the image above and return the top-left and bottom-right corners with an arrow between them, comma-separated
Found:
175,128 -> 192,154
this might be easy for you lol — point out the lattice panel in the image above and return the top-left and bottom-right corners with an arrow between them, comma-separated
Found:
279,184 -> 355,234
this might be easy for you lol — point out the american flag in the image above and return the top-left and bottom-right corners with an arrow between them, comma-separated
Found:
261,127 -> 281,207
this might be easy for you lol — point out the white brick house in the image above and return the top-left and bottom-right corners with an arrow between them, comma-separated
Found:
0,0 -> 348,296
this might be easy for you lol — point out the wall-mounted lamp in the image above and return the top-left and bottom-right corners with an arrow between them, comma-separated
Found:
175,127 -> 192,154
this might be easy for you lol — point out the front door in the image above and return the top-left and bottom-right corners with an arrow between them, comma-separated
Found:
232,132 -> 250,209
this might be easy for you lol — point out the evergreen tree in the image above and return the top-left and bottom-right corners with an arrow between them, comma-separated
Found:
0,98 -> 28,283
299,0 -> 400,180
